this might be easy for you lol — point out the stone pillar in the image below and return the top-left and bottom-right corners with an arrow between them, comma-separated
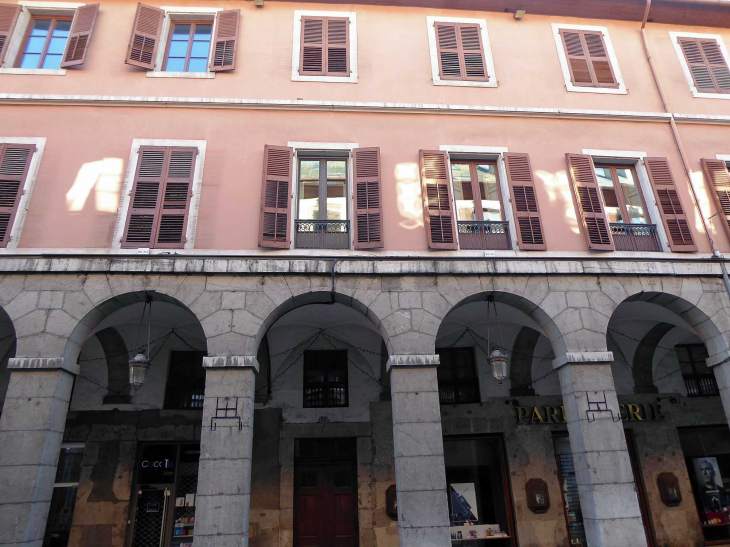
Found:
554,352 -> 647,547
0,357 -> 78,547
195,356 -> 258,547
387,355 -> 450,547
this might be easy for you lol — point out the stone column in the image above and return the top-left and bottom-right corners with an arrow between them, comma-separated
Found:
0,357 -> 78,547
554,352 -> 647,547
388,355 -> 450,547
195,356 -> 258,547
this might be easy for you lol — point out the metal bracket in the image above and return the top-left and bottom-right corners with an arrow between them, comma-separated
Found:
585,391 -> 621,423
210,396 -> 242,431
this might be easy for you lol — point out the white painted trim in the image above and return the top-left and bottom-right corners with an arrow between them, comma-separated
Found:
112,139 -> 207,250
150,7 -> 220,75
291,10 -> 358,84
0,137 -> 46,250
716,154 -> 730,161
440,145 -> 518,251
146,71 -> 214,79
18,1 -> 83,6
581,148 -> 669,253
670,31 -> 730,100
426,16 -> 497,88
551,23 -> 627,95
0,68 -> 65,75
289,142 -> 358,250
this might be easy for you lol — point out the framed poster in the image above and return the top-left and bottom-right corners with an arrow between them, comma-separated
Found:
692,457 -> 730,522
449,483 -> 479,523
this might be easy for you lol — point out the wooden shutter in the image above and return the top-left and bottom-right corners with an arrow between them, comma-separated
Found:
209,9 -> 239,72
300,16 -> 324,75
300,16 -> 349,76
122,146 -> 196,249
353,147 -> 383,250
259,145 -> 292,249
0,144 -> 35,248
419,150 -> 457,250
504,153 -> 546,250
644,157 -> 696,252
61,4 -> 99,68
125,3 -> 164,69
435,22 -> 487,81
701,158 -> 730,242
0,3 -> 22,67
565,154 -> 614,251
560,30 -> 617,88
326,17 -> 348,75
678,38 -> 730,94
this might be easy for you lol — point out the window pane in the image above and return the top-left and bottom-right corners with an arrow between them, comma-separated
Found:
168,40 -> 188,58
53,20 -> 71,35
194,24 -> 212,40
190,40 -> 210,58
596,167 -> 622,223
187,57 -> 207,72
617,168 -> 647,224
451,164 -> 475,221
25,35 -> 46,54
55,446 -> 84,483
327,180 -> 346,220
165,57 -> 185,72
30,19 -> 51,36
172,24 -> 191,36
41,53 -> 62,69
43,486 -> 78,547
46,36 -> 67,55
327,160 -> 346,179
477,164 -> 501,221
299,161 -> 320,220
19,53 -> 41,69
299,160 -> 319,180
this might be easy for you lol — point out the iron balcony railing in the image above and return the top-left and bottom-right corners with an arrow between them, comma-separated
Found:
457,220 -> 512,251
295,219 -> 350,250
684,373 -> 720,397
610,223 -> 662,252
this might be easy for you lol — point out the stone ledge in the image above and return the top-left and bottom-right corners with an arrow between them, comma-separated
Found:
387,355 -> 440,372
552,352 -> 614,370
7,357 -> 79,376
203,355 -> 259,372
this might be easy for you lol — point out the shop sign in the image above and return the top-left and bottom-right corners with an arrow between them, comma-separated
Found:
516,403 -> 665,424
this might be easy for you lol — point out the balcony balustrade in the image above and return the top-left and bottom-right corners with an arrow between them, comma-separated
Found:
610,223 -> 662,252
457,220 -> 512,251
295,219 -> 350,250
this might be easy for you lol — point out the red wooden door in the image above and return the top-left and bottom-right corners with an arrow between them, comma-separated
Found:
295,463 -> 358,547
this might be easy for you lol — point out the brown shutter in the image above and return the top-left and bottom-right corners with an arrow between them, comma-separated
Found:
419,150 -> 457,250
560,30 -> 617,88
434,22 -> 487,82
701,158 -> 730,242
125,3 -> 164,70
0,144 -> 35,248
565,153 -> 615,251
435,23 -> 461,79
300,16 -> 324,75
504,153 -> 546,251
259,145 -> 292,249
61,4 -> 99,68
353,147 -> 383,250
459,24 -> 487,80
0,3 -> 22,67
325,17 -> 348,75
156,147 -> 196,248
644,157 -> 696,252
679,38 -> 730,94
209,9 -> 239,72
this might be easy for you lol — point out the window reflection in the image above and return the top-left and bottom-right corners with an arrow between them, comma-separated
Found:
297,158 -> 348,221
451,162 -> 503,222
594,164 -> 648,225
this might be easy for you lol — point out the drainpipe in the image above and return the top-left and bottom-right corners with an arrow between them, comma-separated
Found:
640,0 -> 719,257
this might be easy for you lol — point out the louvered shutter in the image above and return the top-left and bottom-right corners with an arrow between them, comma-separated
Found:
300,16 -> 324,75
560,30 -> 617,88
353,147 -> 383,250
701,159 -> 730,242
419,150 -> 457,250
61,4 -> 99,68
644,157 -> 696,252
157,148 -> 195,248
125,3 -> 164,69
679,38 -> 730,94
209,9 -> 239,72
435,22 -> 487,82
0,144 -> 34,248
259,145 -> 292,249
326,17 -> 348,75
565,154 -> 614,251
459,24 -> 487,80
435,23 -> 461,79
0,3 -> 22,67
504,153 -> 546,251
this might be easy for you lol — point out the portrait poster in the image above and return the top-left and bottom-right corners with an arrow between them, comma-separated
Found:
693,457 -> 730,522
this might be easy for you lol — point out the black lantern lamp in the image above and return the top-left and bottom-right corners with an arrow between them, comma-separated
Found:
485,295 -> 509,384
128,294 -> 153,390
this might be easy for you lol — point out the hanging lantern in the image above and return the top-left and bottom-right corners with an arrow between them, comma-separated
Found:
128,352 -> 150,390
489,347 -> 508,384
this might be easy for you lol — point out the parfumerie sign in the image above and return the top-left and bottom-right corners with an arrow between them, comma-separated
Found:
516,403 -> 665,424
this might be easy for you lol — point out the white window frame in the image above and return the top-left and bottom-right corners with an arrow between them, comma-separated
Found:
0,1 -> 86,76
426,16 -> 497,88
289,141 -> 358,251
291,10 -> 358,84
581,149 -> 669,252
146,6 -> 221,79
439,145 -> 516,251
670,31 -> 730,100
551,23 -> 627,95
0,137 -> 46,250
112,139 -> 207,250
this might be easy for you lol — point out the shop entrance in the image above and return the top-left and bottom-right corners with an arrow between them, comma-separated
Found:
294,438 -> 359,547
128,443 -> 200,547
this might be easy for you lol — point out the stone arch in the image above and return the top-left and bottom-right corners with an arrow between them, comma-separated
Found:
510,326 -> 541,396
95,327 -> 131,402
632,322 -> 675,394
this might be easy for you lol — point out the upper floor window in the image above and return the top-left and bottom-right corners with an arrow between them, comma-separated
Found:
436,347 -> 480,405
164,22 -> 212,73
552,24 -> 626,94
426,16 -> 496,88
18,17 -> 71,69
303,350 -> 349,408
671,32 -> 730,98
291,11 -> 357,83
594,164 -> 649,225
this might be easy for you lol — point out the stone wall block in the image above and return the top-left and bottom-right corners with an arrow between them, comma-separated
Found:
0,500 -> 47,544
61,291 -> 95,322
189,290 -> 223,320
411,309 -> 441,336
392,454 -> 446,492
45,309 -> 76,337
421,292 -> 451,320
207,331 -> 255,357
382,310 -> 412,337
393,422 -> 444,458
383,277 -> 437,293
398,291 -> 423,310
435,277 -> 466,306
195,492 -> 250,537
573,450 -> 635,486
38,291 -> 64,310
391,391 -> 441,423
221,291 -> 247,310
206,276 -> 262,292
25,274 -> 84,292
578,482 -> 644,521
0,430 -> 62,467
202,310 -> 233,338
389,368 -> 438,394
197,458 -> 253,496
173,275 -> 207,306
14,309 -> 48,337
232,309 -> 262,337
396,490 -> 450,530
1,463 -> 56,504
0,275 -> 26,305
398,526 -> 451,547
245,292 -> 276,320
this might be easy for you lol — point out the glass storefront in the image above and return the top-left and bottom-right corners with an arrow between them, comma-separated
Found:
444,436 -> 515,546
